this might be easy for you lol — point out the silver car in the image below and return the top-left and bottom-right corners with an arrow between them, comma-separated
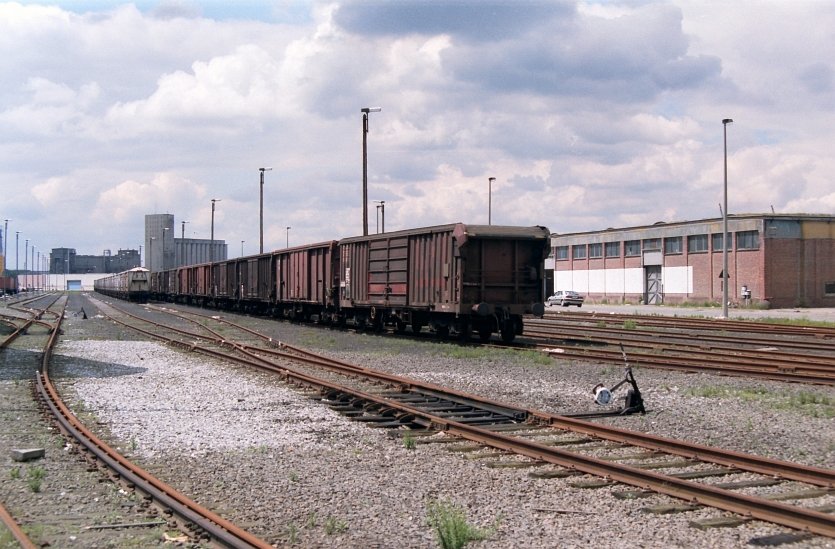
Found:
547,290 -> 584,307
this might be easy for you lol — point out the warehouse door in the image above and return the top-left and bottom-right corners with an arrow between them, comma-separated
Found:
644,266 -> 662,305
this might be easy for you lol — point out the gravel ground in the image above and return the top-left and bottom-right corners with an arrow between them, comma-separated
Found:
12,293 -> 835,548
0,296 -> 177,548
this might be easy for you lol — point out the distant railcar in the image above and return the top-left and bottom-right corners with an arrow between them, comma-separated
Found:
0,275 -> 18,295
94,267 -> 150,302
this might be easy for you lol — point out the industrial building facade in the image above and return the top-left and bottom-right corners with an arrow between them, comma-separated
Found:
49,248 -> 140,274
145,214 -> 227,271
549,214 -> 835,308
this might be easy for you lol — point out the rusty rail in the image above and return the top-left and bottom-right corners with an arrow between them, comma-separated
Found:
98,297 -> 835,538
36,301 -> 273,548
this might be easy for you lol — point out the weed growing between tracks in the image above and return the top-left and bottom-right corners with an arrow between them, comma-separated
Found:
324,516 -> 348,535
402,432 -> 417,450
752,317 -> 835,328
27,466 -> 46,493
685,385 -> 835,418
426,499 -> 497,549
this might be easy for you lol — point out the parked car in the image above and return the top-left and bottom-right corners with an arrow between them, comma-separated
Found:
547,290 -> 584,307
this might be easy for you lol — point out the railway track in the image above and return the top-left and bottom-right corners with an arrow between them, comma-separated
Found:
527,314 -> 835,385
0,293 -> 273,548
90,297 -> 835,540
543,309 -> 835,339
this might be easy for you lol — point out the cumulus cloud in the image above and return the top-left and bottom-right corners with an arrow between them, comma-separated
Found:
1,0 -> 834,258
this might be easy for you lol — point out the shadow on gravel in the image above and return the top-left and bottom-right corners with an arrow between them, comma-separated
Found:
1,349 -> 147,381
0,349 -> 44,381
49,354 -> 148,379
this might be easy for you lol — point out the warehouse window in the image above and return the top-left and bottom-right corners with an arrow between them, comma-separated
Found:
712,233 -> 731,251
736,230 -> 760,250
588,243 -> 603,258
642,238 -> 661,250
605,241 -> 621,258
572,244 -> 587,259
687,234 -> 708,253
825,282 -> 835,296
664,237 -> 682,255
555,246 -> 568,260
624,240 -> 640,257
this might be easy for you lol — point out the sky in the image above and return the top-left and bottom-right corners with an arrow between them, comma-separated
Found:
2,0 -> 834,268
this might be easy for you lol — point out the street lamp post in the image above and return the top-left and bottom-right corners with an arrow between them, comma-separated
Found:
374,200 -> 385,234
722,118 -> 733,319
241,240 -> 245,257
149,237 -> 155,272
15,232 -> 19,271
210,199 -> 221,263
24,239 -> 28,272
488,177 -> 495,225
162,227 -> 169,271
3,219 -> 9,271
361,107 -> 381,236
259,167 -> 272,254
286,226 -> 291,248
181,220 -> 189,239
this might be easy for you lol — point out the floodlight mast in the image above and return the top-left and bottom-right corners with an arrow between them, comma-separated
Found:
259,167 -> 273,253
722,118 -> 733,318
361,107 -> 382,236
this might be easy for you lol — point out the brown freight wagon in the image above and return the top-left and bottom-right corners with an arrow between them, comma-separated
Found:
338,223 -> 549,342
0,275 -> 18,295
272,241 -> 339,320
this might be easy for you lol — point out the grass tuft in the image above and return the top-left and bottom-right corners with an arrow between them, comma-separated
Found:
28,466 -> 46,493
685,385 -> 834,418
403,432 -> 417,450
324,516 -> 348,535
426,499 -> 495,549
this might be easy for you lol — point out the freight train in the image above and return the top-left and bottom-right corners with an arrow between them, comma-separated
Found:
95,223 -> 550,342
94,267 -> 151,302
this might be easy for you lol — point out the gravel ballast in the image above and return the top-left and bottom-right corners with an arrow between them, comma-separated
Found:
46,295 -> 835,547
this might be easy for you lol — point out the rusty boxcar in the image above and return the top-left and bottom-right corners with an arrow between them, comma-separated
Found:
0,275 -> 18,295
338,223 -> 549,342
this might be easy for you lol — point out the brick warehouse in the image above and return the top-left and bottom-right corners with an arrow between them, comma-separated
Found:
547,214 -> 835,308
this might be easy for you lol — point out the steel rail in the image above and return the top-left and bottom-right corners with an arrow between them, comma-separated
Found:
100,299 -> 835,537
527,328 -> 835,375
528,317 -> 835,354
528,327 -> 835,373
114,300 -> 835,488
0,501 -> 37,549
431,414 -> 835,537
540,345 -> 835,385
37,306 -> 273,548
543,310 -> 835,338
121,300 -> 835,486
